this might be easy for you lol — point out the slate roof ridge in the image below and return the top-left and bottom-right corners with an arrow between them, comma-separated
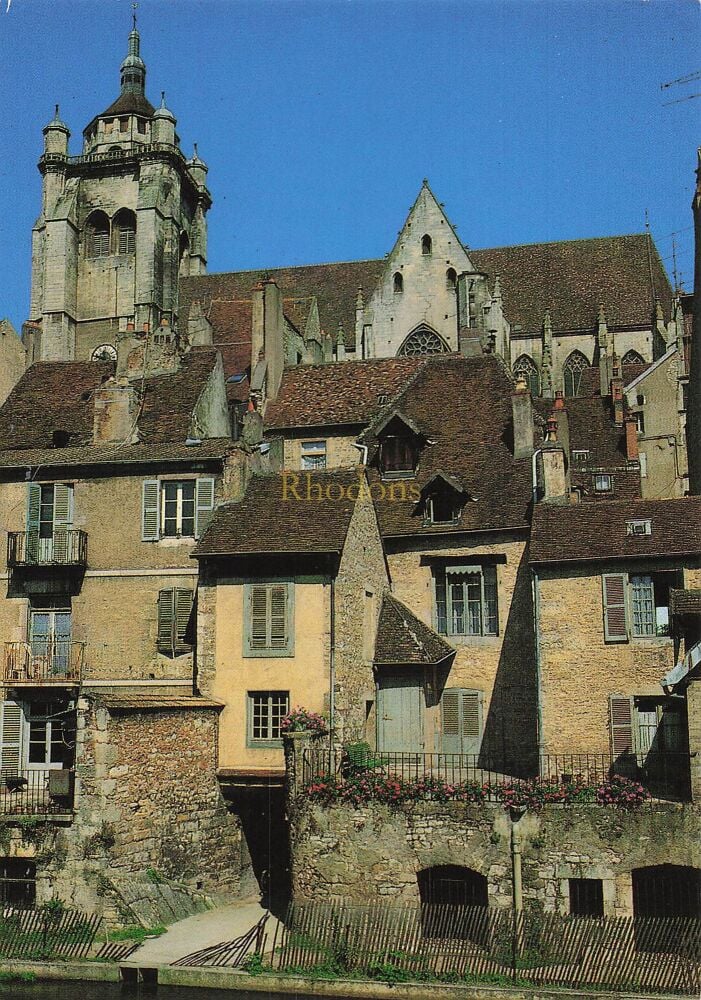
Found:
193,257 -> 385,280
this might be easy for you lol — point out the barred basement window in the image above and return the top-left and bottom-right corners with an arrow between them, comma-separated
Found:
157,588 -> 194,656
248,691 -> 289,745
0,859 -> 36,907
569,878 -> 603,917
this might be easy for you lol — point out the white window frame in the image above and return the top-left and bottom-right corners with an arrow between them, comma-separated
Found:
594,474 -> 612,492
301,440 -> 327,471
434,565 -> 499,638
161,479 -> 196,538
247,691 -> 290,748
626,519 -> 651,537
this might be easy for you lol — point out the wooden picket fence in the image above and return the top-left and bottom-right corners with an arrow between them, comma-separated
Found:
0,905 -> 101,959
269,901 -> 701,995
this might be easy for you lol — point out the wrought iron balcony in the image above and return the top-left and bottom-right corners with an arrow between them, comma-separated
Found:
7,531 -> 87,568
0,768 -> 74,815
3,641 -> 84,685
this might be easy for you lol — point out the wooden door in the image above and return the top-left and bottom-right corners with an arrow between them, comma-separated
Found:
377,672 -> 424,752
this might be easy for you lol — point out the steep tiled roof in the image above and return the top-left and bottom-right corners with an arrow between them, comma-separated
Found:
0,439 -> 232,472
471,234 -> 672,334
578,363 -> 652,397
265,357 -> 426,429
0,351 -> 221,452
94,91 -> 155,121
529,498 -> 701,565
180,258 -> 385,369
0,360 -> 116,449
365,355 -> 534,536
193,469 -> 365,556
374,592 -> 454,666
670,589 -> 701,619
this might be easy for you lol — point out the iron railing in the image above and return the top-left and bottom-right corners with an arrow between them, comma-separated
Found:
0,769 -> 74,815
301,749 -> 693,802
8,530 -> 87,568
3,641 -> 84,684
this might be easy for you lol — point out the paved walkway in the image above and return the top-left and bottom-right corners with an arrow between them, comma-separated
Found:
123,897 -> 281,967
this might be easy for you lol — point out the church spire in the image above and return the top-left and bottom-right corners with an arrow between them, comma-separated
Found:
120,19 -> 146,96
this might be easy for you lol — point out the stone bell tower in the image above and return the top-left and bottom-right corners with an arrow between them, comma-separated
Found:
28,22 -> 211,362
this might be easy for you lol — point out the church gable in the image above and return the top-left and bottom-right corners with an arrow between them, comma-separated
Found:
363,181 -> 474,358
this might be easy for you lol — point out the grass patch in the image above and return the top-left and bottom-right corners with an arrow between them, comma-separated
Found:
103,924 -> 167,944
0,971 -> 37,983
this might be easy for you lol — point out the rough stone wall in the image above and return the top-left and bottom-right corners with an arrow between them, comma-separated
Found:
386,534 -> 537,770
334,483 -> 389,743
536,563 -> 701,753
0,322 -> 26,408
289,794 -> 701,917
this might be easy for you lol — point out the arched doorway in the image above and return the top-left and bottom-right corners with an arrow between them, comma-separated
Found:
418,865 -> 488,941
632,864 -> 701,952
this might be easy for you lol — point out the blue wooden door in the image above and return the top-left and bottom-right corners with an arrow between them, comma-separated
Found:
377,672 -> 424,752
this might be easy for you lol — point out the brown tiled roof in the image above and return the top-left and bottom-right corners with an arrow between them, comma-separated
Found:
265,357 -> 427,429
98,695 -> 223,711
0,360 -> 116,449
0,439 -> 232,472
578,363 -> 652,398
529,498 -> 701,565
94,91 -> 155,121
180,258 -> 385,369
193,468 -> 365,556
374,592 -> 454,666
198,299 -> 253,385
471,234 -> 672,334
0,351 -> 221,452
670,589 -> 701,618
366,355 -> 534,536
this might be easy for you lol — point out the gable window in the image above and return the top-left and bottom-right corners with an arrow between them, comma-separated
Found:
421,234 -> 432,255
244,582 -> 294,657
141,478 -> 215,541
427,493 -> 460,526
85,210 -> 110,259
398,326 -> 449,357
602,572 -> 677,643
594,474 -> 612,492
434,566 -> 498,637
393,272 -> 404,294
301,440 -> 327,470
563,351 -> 589,398
379,436 -> 417,477
626,519 -> 651,536
157,588 -> 194,656
247,691 -> 289,746
513,355 -> 540,397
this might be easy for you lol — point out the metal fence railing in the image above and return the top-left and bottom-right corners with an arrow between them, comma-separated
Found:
0,769 -> 74,815
268,901 -> 701,995
301,748 -> 692,802
7,530 -> 88,567
4,640 -> 84,684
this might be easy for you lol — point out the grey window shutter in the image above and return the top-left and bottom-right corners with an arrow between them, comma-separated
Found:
194,478 -> 215,539
0,700 -> 25,775
174,589 -> 194,652
602,574 -> 628,643
269,585 -> 288,648
249,586 -> 268,649
609,695 -> 635,756
142,480 -> 160,541
460,690 -> 483,756
441,689 -> 461,754
157,589 -> 175,654
52,484 -> 73,561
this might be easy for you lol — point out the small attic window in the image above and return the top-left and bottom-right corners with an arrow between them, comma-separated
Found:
572,449 -> 589,465
52,430 -> 71,448
377,393 -> 389,405
594,474 -> 612,492
379,435 -> 418,478
427,493 -> 461,526
626,519 -> 652,536
393,272 -> 404,294
137,119 -> 147,134
421,234 -> 432,255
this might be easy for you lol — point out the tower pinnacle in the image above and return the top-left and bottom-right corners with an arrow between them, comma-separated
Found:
120,21 -> 146,96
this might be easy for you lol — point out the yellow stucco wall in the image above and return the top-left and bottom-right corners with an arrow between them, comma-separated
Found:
280,433 -> 361,472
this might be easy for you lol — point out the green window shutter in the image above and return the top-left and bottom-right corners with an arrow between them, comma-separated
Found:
194,477 -> 215,539
460,690 -> 483,756
602,573 -> 628,643
269,585 -> 288,648
157,589 -> 175,654
174,589 -> 194,652
249,586 -> 269,649
609,694 -> 635,757
1,700 -> 25,775
27,484 -> 41,533
142,480 -> 160,541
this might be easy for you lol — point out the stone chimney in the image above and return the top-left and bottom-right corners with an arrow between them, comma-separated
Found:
116,321 -> 142,378
511,376 -> 534,459
624,414 -> 639,461
539,416 -> 568,502
222,443 -> 252,501
93,379 -> 138,444
187,299 -> 213,347
610,356 -> 624,426
688,147 -> 701,494
551,390 -> 570,460
250,278 -> 284,401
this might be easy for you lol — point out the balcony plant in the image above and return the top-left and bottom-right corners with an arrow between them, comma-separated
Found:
280,707 -> 328,738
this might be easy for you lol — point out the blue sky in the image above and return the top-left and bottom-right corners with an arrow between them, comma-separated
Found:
0,0 -> 699,332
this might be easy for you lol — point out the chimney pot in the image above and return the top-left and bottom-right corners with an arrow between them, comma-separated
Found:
142,322 -> 150,333
554,390 -> 565,410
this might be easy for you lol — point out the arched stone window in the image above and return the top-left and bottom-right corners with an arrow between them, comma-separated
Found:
621,350 -> 645,366
446,267 -> 457,290
393,271 -> 403,294
113,208 -> 136,255
563,350 -> 590,397
421,234 -> 432,255
418,866 -> 488,942
85,210 -> 110,258
513,355 -> 540,397
398,325 -> 449,357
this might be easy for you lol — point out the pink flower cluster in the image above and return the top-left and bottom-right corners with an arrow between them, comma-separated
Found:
280,706 -> 328,737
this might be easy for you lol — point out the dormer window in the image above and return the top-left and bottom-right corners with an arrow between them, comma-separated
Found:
594,474 -> 612,493
572,450 -> 589,465
626,519 -> 651,536
380,436 -> 417,477
427,493 -> 461,526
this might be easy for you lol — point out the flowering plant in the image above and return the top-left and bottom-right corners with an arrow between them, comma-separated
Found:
280,706 -> 328,737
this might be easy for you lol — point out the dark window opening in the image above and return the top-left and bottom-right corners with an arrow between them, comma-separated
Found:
446,267 -> 457,289
633,865 -> 701,952
418,866 -> 488,942
427,490 -> 461,525
379,436 -> 417,477
393,271 -> 403,294
0,859 -> 36,907
113,208 -> 136,255
622,350 -> 645,366
85,211 -> 110,259
421,234 -> 432,255
569,878 -> 604,917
